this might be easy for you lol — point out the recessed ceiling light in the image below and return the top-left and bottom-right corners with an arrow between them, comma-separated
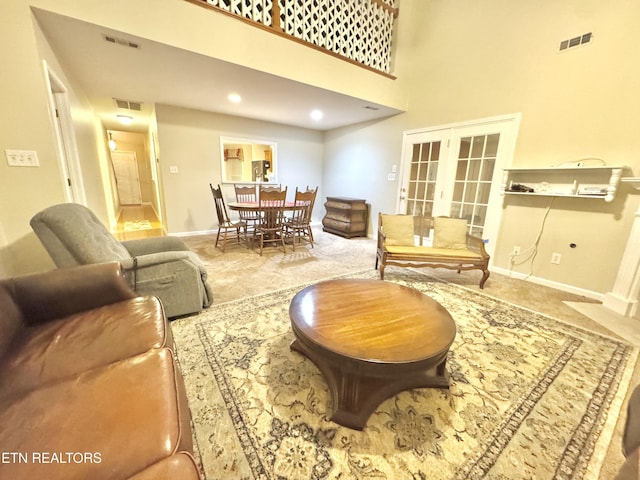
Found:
310,109 -> 323,121
117,115 -> 133,125
228,93 -> 242,103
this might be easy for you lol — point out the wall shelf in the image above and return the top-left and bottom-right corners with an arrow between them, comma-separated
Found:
501,166 -> 627,202
621,178 -> 640,190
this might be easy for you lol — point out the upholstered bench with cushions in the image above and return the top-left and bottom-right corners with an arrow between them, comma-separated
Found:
0,262 -> 200,480
375,213 -> 491,288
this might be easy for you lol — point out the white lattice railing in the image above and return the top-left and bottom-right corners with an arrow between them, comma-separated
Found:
188,0 -> 398,75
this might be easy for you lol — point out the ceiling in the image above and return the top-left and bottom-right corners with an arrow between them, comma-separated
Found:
34,8 -> 403,133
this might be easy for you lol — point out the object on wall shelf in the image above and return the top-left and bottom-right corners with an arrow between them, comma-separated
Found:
322,197 -> 368,238
501,166 -> 628,202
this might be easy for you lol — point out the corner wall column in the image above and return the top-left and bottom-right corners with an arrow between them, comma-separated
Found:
603,209 -> 640,318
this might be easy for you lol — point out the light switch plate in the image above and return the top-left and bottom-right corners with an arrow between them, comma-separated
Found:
169,165 -> 179,173
5,149 -> 39,167
387,173 -> 396,181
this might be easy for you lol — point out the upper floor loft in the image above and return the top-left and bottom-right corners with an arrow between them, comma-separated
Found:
25,0 -> 409,131
186,0 -> 399,76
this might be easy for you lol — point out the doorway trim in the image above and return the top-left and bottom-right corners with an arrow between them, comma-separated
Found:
397,113 -> 522,259
42,60 -> 86,204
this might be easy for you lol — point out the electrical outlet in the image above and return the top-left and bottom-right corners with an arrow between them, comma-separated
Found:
512,246 -> 521,256
5,149 -> 39,167
551,253 -> 562,264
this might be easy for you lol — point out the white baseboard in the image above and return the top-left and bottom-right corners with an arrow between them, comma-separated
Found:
491,266 -> 604,302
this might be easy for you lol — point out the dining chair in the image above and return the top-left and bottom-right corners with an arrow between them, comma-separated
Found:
284,186 -> 317,250
234,184 -> 260,234
211,184 -> 247,252
255,187 -> 288,256
306,185 -> 318,229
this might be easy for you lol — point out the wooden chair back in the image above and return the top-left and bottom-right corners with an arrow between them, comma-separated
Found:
234,184 -> 259,223
234,184 -> 257,203
305,185 -> 318,217
259,184 -> 282,193
258,188 -> 288,230
290,187 -> 315,226
210,183 -> 231,226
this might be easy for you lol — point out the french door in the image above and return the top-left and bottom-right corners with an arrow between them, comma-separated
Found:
398,114 -> 520,257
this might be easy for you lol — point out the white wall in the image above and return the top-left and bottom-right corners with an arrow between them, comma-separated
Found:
155,104 -> 323,234
0,2 -> 115,275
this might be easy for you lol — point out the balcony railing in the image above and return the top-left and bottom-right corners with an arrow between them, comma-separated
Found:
186,0 -> 399,76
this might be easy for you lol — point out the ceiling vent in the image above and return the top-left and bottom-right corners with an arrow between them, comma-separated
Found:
103,34 -> 140,50
559,32 -> 592,52
114,98 -> 142,111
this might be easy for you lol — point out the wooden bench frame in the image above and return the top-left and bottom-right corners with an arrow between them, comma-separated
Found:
375,214 -> 491,288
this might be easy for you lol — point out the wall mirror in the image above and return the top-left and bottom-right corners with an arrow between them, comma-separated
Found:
220,136 -> 277,184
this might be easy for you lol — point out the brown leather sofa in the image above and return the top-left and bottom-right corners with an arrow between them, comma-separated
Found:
0,262 -> 201,480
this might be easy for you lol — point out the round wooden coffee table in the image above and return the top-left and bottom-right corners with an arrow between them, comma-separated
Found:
289,279 -> 456,430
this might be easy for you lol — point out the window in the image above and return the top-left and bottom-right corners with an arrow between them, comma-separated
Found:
220,137 -> 277,184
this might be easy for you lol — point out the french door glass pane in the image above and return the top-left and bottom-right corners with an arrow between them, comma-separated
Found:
480,158 -> 495,181
453,182 -> 464,202
459,138 -> 471,158
456,160 -> 467,179
471,136 -> 484,157
426,183 -> 436,202
477,182 -> 491,204
408,181 -> 417,198
485,134 -> 500,156
464,183 -> 477,203
468,160 -> 481,181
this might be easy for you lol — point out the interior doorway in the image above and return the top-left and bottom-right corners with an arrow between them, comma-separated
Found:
110,151 -> 142,205
43,61 -> 86,204
398,114 -> 521,258
105,129 -> 166,237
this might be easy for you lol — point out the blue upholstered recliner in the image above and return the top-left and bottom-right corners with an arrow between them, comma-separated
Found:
30,203 -> 213,318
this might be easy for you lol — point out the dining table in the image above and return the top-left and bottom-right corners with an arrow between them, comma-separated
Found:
227,201 -> 304,244
226,201 -> 301,212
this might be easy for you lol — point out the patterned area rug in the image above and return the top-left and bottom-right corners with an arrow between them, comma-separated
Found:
171,270 -> 637,480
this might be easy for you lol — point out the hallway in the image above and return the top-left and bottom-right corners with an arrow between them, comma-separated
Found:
113,205 -> 164,241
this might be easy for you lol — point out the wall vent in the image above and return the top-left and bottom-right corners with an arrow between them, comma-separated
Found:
103,34 -> 140,50
559,32 -> 592,51
114,98 -> 142,111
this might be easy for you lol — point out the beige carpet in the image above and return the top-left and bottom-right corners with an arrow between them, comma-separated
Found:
172,267 -> 636,479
